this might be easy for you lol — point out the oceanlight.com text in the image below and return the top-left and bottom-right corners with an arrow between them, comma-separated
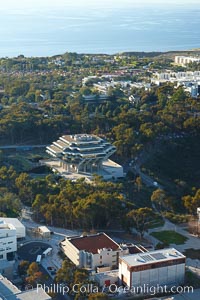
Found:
36,283 -> 194,296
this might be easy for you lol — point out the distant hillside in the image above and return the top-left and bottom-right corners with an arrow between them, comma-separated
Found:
120,49 -> 200,59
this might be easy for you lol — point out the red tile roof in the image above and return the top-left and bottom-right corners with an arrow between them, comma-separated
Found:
69,233 -> 120,254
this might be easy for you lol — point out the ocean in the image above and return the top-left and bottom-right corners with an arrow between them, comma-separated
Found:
0,2 -> 200,57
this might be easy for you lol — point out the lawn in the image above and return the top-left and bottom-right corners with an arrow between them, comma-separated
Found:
150,230 -> 188,245
148,215 -> 165,229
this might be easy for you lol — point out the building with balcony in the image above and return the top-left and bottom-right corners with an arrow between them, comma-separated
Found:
175,56 -> 200,66
60,233 -> 132,272
46,134 -> 123,180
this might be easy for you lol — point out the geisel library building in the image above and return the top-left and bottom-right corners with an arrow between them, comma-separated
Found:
46,134 -> 124,180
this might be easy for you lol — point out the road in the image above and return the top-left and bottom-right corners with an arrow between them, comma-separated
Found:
19,214 -> 75,299
0,144 -> 48,150
124,158 -> 163,189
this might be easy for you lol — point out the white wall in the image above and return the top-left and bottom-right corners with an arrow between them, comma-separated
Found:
0,218 -> 26,239
0,225 -> 17,261
60,239 -> 79,266
91,249 -> 118,270
16,225 -> 26,239
130,263 -> 185,288
119,260 -> 130,287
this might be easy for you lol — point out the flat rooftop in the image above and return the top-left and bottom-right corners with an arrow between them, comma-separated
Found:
0,275 -> 21,296
14,288 -> 51,300
120,248 -> 185,267
95,269 -> 119,280
0,221 -> 15,230
0,276 -> 51,300
61,134 -> 101,143
0,218 -> 25,230
38,226 -> 51,233
66,233 -> 120,254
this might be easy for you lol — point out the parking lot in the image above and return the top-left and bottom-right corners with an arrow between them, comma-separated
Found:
17,241 -> 50,262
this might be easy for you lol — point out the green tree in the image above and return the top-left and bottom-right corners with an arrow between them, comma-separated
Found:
26,262 -> 44,287
151,189 -> 167,210
127,207 -> 155,238
15,173 -> 34,205
18,260 -> 29,275
88,293 -> 109,300
55,259 -> 75,283
27,262 -> 39,276
182,189 -> 200,214
135,176 -> 142,192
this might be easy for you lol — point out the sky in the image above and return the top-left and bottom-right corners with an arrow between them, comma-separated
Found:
1,0 -> 200,10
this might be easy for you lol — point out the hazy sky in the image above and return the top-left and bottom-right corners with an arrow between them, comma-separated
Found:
1,0 -> 199,10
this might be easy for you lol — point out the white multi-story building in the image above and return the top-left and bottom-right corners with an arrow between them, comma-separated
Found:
0,220 -> 17,261
119,248 -> 185,289
46,134 -> 124,180
60,233 -> 131,272
152,71 -> 200,83
151,71 -> 200,97
0,218 -> 25,239
178,81 -> 200,98
175,56 -> 200,66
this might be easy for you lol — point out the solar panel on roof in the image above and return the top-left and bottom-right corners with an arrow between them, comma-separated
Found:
151,253 -> 166,260
140,254 -> 154,262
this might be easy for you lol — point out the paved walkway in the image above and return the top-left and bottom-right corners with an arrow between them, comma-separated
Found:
146,218 -> 200,274
148,218 -> 200,251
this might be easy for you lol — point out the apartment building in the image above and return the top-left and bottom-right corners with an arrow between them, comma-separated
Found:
175,56 -> 200,66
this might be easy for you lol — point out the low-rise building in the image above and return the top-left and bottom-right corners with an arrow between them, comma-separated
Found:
60,233 -> 129,272
38,226 -> 51,238
119,248 -> 185,289
95,269 -> 119,287
0,275 -> 51,300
